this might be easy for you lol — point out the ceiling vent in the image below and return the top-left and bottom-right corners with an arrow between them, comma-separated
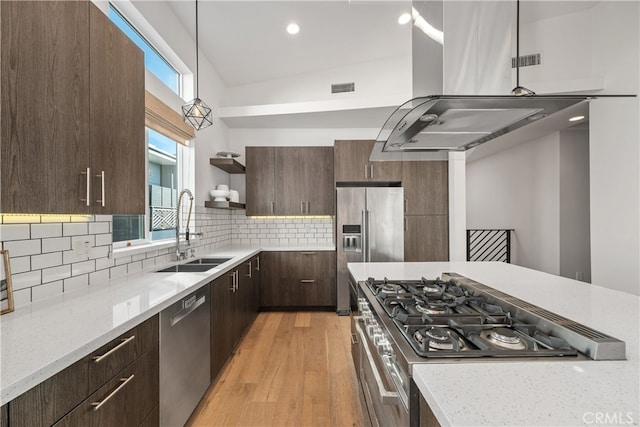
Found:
331,82 -> 355,94
512,53 -> 541,68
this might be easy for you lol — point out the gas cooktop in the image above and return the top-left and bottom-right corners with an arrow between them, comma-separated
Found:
365,274 -> 625,360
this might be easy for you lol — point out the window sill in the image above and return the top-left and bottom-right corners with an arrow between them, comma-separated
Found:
111,240 -> 175,259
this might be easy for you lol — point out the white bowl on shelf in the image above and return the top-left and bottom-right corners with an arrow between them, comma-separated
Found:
210,189 -> 230,201
216,184 -> 229,191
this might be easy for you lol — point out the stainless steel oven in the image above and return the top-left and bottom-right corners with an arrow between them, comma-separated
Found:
350,273 -> 409,427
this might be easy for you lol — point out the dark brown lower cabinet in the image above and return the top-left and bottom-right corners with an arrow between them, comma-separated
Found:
260,251 -> 336,308
404,215 -> 449,262
8,315 -> 159,427
210,256 -> 261,381
53,347 -> 158,427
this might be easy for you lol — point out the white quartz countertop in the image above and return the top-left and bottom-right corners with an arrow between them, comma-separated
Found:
0,244 -> 334,404
348,262 -> 640,426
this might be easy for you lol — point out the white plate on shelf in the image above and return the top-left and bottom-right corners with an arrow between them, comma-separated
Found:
216,151 -> 240,158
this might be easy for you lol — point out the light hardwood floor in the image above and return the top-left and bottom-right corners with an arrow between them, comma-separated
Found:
188,312 -> 366,427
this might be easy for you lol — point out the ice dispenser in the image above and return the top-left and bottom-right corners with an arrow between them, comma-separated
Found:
342,224 -> 362,252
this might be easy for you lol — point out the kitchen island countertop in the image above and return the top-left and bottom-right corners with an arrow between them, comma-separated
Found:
0,244 -> 334,404
347,261 -> 640,426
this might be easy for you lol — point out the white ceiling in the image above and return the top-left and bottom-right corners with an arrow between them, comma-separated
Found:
168,1 -> 412,87
167,1 -> 599,89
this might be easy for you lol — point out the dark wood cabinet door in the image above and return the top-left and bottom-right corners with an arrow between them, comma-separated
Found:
303,147 -> 335,215
246,147 -> 276,215
54,346 -> 159,427
211,274 -> 235,380
274,147 -> 307,215
334,140 -> 401,183
251,255 -> 261,315
89,6 -> 145,215
404,215 -> 449,262
260,252 -> 297,307
1,1 -> 90,214
297,251 -> 336,307
334,140 -> 372,182
403,161 -> 448,215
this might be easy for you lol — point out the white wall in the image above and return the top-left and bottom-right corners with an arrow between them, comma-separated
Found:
559,129 -> 591,282
466,134 -> 561,274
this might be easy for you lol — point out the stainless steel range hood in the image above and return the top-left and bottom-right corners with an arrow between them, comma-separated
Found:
371,94 -> 591,160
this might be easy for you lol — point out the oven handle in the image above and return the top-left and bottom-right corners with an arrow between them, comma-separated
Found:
355,323 -> 400,406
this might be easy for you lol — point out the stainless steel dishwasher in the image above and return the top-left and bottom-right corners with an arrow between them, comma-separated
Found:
160,285 -> 210,427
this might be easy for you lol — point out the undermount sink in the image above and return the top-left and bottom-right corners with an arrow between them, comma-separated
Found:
154,257 -> 232,273
155,264 -> 218,273
186,257 -> 232,265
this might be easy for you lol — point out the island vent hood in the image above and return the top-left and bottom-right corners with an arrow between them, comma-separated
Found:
371,1 -> 596,161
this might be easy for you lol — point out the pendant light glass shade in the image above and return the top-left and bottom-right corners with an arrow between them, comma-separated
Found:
182,0 -> 213,130
182,97 -> 213,130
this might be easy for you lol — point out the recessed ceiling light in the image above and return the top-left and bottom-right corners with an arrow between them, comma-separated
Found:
398,13 -> 412,25
286,23 -> 300,35
569,115 -> 585,122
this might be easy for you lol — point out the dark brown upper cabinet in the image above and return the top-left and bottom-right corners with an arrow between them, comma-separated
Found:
334,140 -> 402,183
402,161 -> 448,216
1,1 -> 144,215
246,146 -> 334,216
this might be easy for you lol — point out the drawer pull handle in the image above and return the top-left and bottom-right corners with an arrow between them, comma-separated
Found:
92,335 -> 135,363
300,279 -> 316,283
91,374 -> 135,411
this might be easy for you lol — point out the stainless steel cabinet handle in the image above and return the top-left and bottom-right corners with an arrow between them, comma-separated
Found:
300,279 -> 316,283
271,201 -> 275,214
255,256 -> 260,271
92,335 -> 135,363
234,270 -> 239,291
81,167 -> 90,206
364,164 -> 368,179
300,201 -> 305,214
300,252 -> 316,255
170,294 -> 206,326
306,201 -> 310,214
96,171 -> 105,207
404,217 -> 407,232
351,333 -> 359,345
247,261 -> 252,278
404,198 -> 408,213
370,165 -> 374,179
361,209 -> 367,262
355,323 -> 399,405
91,375 -> 134,411
229,271 -> 236,292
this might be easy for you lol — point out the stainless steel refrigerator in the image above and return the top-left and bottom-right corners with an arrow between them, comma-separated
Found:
336,187 -> 404,314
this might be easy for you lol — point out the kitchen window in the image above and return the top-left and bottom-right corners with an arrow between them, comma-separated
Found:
108,4 -> 181,95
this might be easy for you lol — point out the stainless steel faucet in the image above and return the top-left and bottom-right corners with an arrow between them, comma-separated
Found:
176,189 -> 194,261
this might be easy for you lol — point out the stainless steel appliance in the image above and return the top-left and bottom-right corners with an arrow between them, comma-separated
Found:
160,286 -> 211,427
336,187 -> 404,315
349,272 -> 626,426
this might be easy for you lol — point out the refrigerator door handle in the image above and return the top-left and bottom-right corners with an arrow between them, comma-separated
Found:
361,209 -> 367,262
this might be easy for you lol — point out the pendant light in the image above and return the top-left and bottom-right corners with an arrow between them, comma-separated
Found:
511,0 -> 536,96
182,0 -> 213,130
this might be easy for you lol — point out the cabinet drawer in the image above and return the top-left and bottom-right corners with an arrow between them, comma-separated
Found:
9,315 -> 158,427
53,345 -> 159,427
88,315 -> 158,392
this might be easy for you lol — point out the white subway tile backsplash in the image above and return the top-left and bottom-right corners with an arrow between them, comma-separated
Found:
1,210 -> 333,306
42,237 -> 71,253
31,223 -> 62,239
3,239 -> 41,257
32,281 -> 64,302
12,288 -> 32,307
110,265 -> 127,279
0,224 -> 30,241
72,260 -> 95,276
42,265 -> 71,283
89,269 -> 110,285
9,256 -> 30,274
32,252 -> 63,270
88,222 -> 109,234
95,233 -> 112,247
63,222 -> 88,236
64,274 -> 89,293
12,270 -> 42,290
